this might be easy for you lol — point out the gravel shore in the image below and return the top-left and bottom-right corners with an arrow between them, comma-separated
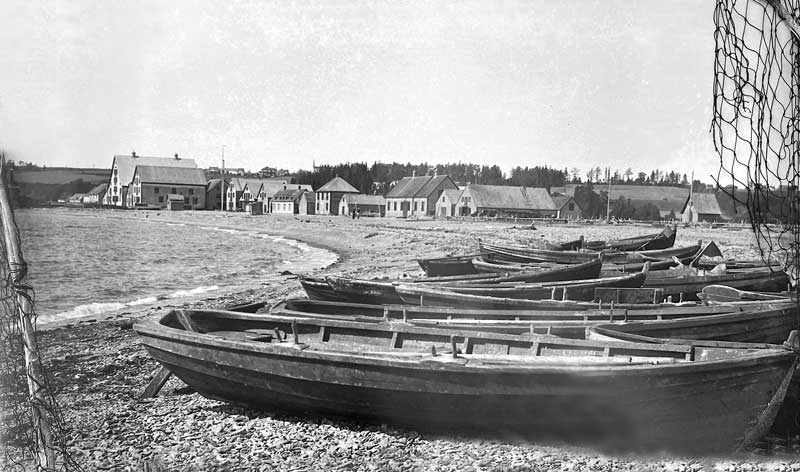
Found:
7,211 -> 796,470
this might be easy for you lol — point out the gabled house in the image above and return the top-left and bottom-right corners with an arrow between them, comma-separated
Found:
339,194 -> 386,217
456,184 -> 557,217
205,179 -> 226,211
128,165 -> 207,209
226,178 -> 291,212
682,192 -> 724,223
83,183 -> 108,206
271,188 -> 309,214
316,177 -> 359,215
103,152 -> 197,207
552,195 -> 582,219
385,174 -> 458,218
436,188 -> 464,217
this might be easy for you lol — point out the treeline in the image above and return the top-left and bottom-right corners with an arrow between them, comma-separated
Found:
295,162 -> 566,194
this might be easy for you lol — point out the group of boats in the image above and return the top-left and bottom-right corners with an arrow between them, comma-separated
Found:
134,224 -> 800,454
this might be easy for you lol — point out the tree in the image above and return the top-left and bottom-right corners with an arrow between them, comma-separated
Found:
624,168 -> 633,182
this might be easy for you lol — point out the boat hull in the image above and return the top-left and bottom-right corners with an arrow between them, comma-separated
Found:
136,317 -> 796,454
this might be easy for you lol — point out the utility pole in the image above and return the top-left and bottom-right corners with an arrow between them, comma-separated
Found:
606,169 -> 612,223
220,145 -> 226,211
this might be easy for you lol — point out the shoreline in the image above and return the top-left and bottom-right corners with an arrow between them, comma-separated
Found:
8,209 -> 785,470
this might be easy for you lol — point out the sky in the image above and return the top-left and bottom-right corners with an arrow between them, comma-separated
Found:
0,1 -> 720,181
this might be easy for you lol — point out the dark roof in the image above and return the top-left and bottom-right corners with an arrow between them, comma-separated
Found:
341,194 -> 386,206
206,179 -> 221,191
318,176 -> 359,193
113,155 -> 197,186
273,189 -> 307,201
386,175 -> 457,198
300,191 -> 316,203
465,185 -> 556,210
135,166 -> 206,186
683,193 -> 722,215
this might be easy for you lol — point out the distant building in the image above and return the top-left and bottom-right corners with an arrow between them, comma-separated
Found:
457,184 -> 557,217
83,183 -> 108,206
129,165 -> 207,209
385,174 -> 458,218
316,176 -> 359,215
682,192 -> 723,223
339,194 -> 386,217
205,179 -> 226,211
298,192 -> 316,215
103,152 -> 197,207
563,183 -> 689,219
552,195 -> 582,219
68,193 -> 86,204
436,188 -> 464,217
256,166 -> 291,178
271,188 -> 309,214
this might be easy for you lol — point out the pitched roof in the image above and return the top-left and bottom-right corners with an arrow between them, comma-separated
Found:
113,154 -> 197,186
341,194 -> 386,205
440,188 -> 464,203
135,166 -> 206,186
552,195 -> 579,210
317,176 -> 359,193
87,183 -> 108,195
568,184 -> 689,214
466,185 -> 556,210
386,175 -> 457,198
684,192 -> 722,215
206,179 -> 221,191
273,188 -> 307,201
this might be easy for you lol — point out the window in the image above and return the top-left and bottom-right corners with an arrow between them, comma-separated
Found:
192,196 -> 198,204
113,177 -> 117,184
568,202 -> 575,211
413,202 -> 418,211
189,188 -> 194,195
158,196 -> 164,203
420,202 -> 425,212
171,188 -> 177,194
154,187 -> 159,194
113,168 -> 118,175
184,196 -> 189,203
393,201 -> 397,211
387,203 -> 390,211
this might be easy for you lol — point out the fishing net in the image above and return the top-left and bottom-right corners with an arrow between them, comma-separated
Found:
713,0 -> 800,288
0,158 -> 78,470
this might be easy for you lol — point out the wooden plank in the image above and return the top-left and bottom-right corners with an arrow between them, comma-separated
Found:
140,366 -> 173,399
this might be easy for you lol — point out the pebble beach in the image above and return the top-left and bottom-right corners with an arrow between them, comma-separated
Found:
7,210 -> 798,471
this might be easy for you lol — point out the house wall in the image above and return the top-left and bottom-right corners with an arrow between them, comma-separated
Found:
136,183 -> 205,209
271,200 -> 297,214
206,185 -> 222,210
104,162 -> 124,206
316,191 -> 351,215
385,197 -> 429,217
341,201 -> 385,217
558,200 -> 582,219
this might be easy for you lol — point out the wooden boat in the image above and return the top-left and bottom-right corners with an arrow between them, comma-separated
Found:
422,271 -> 647,302
300,276 -> 403,305
464,257 -> 603,281
587,301 -> 800,344
416,253 -> 485,277
544,236 -> 584,251
583,224 -> 678,251
643,267 -> 790,301
270,298 -> 754,338
478,242 -> 599,264
134,309 -> 798,453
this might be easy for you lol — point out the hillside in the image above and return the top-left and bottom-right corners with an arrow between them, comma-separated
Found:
11,167 -> 110,206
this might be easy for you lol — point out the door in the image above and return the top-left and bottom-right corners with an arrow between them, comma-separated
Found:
400,201 -> 410,218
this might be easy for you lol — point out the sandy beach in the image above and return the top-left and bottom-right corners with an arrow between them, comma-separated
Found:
9,210 -> 792,471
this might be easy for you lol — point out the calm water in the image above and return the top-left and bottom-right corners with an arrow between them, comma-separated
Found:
15,209 -> 336,323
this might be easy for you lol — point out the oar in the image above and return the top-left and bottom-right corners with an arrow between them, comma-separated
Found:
140,310 -> 198,399
699,284 -> 790,303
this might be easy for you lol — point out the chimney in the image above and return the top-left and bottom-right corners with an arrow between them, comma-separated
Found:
174,153 -> 180,160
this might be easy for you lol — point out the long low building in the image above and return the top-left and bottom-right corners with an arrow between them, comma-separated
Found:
339,194 -> 386,217
456,184 -> 557,217
129,165 -> 207,209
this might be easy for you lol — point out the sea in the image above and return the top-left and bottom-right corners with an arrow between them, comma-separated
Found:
15,209 -> 337,325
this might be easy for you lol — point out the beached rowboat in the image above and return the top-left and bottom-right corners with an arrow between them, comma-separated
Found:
134,309 -> 798,453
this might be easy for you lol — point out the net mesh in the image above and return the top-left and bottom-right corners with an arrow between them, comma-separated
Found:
0,158 -> 78,470
713,0 -> 800,288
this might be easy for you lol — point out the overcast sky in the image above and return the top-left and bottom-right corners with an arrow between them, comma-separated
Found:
0,1 -> 719,181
